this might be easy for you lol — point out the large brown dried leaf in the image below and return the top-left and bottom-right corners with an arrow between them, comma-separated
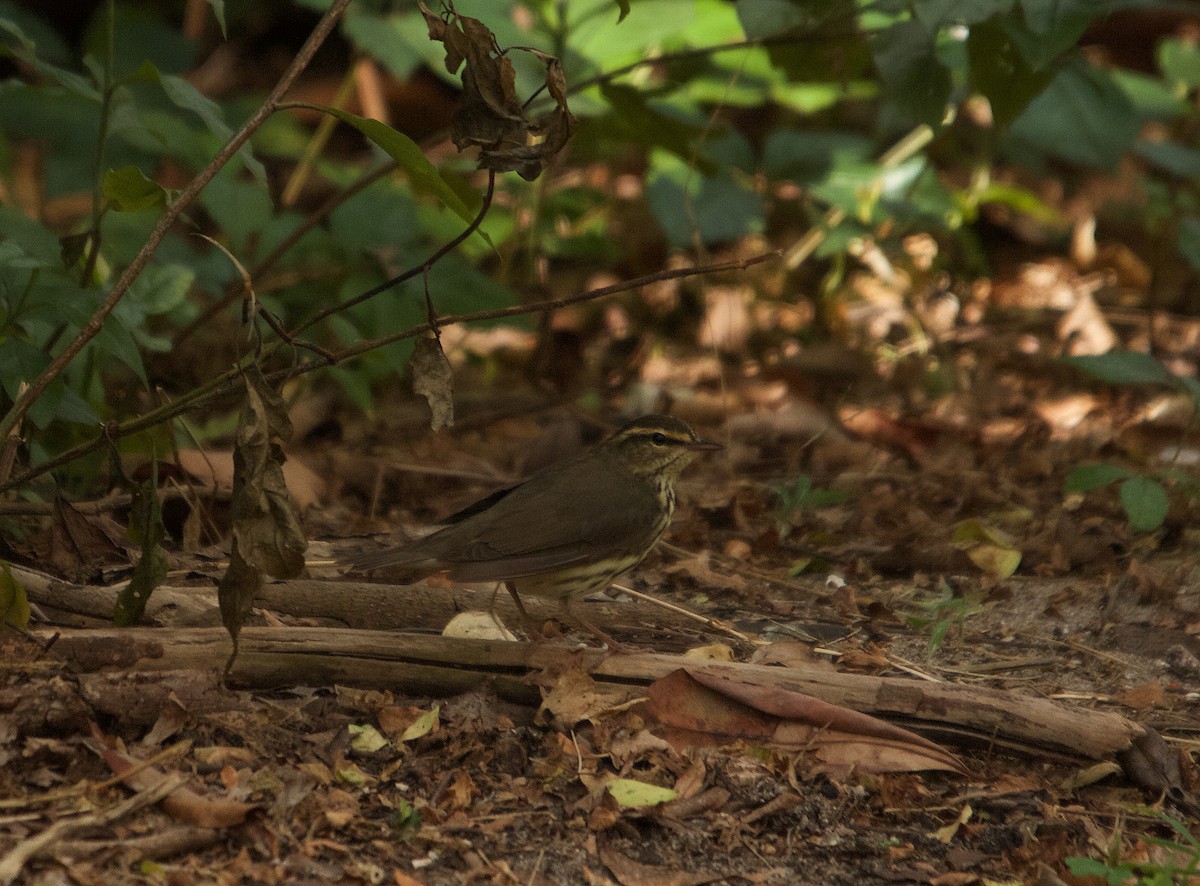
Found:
641,669 -> 966,777
227,368 -> 306,580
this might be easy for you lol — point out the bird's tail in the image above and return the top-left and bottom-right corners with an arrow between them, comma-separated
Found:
346,542 -> 437,579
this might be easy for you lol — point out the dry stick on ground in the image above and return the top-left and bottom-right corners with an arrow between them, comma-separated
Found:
0,773 -> 188,886
21,574 -> 709,638
39,625 -> 1150,767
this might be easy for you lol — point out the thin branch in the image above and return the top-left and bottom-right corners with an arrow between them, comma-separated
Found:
290,170 -> 499,337
317,249 -> 780,365
174,160 -> 400,347
0,0 -> 353,464
564,28 -> 857,98
0,250 -> 778,494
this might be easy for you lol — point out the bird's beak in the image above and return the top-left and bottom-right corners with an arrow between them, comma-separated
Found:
687,435 -> 724,452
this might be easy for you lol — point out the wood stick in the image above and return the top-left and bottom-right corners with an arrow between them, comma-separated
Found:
39,625 -> 1144,763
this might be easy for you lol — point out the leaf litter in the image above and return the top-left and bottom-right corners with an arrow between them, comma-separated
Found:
7,177 -> 1200,886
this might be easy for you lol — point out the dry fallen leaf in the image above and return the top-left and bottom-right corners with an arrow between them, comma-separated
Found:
640,669 -> 967,777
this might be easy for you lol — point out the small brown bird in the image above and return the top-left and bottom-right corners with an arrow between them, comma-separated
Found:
350,415 -> 722,646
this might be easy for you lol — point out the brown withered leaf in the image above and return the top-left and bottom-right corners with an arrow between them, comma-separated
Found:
101,746 -> 254,828
48,497 -> 128,581
598,843 -> 719,886
412,332 -> 454,431
218,367 -> 307,647
641,669 -> 967,777
227,367 -> 306,580
417,0 -> 574,181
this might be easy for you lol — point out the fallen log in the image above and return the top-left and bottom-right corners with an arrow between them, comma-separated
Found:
41,625 -> 1145,765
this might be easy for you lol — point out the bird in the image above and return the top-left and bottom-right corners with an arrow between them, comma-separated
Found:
349,414 -> 723,647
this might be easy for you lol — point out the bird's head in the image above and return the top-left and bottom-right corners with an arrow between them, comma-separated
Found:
604,415 -> 723,481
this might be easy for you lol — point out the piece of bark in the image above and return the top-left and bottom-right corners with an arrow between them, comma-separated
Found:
40,625 -> 1145,764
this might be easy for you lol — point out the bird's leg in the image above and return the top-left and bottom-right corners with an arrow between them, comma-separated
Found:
504,581 -> 545,641
560,597 -> 639,654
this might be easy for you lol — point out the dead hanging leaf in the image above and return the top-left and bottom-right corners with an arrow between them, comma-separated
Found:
417,0 -> 574,181
172,449 -> 326,511
227,367 -> 307,579
48,497 -> 128,581
412,332 -> 454,431
218,367 -> 307,646
217,543 -> 260,647
640,669 -> 967,777
113,470 -> 169,627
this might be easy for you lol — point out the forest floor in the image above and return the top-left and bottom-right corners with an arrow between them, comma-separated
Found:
4,243 -> 1200,885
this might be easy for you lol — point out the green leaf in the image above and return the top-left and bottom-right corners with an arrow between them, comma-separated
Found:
913,0 -> 1013,28
1158,36 -> 1200,89
1120,476 -> 1169,532
761,130 -> 873,182
102,165 -> 168,212
974,182 -> 1060,223
151,67 -> 265,182
613,0 -> 631,22
400,705 -> 440,742
593,84 -> 711,171
1113,69 -> 1191,121
1177,216 -> 1200,274
1008,0 -> 1099,69
1064,463 -> 1130,493
95,310 -> 149,387
1135,139 -> 1200,181
296,103 -> 488,245
0,563 -> 31,630
1007,58 -> 1138,169
647,166 -> 764,247
1062,350 -> 1175,386
870,19 -> 952,128
206,0 -> 227,38
348,723 -> 389,753
342,9 -> 423,80
124,262 -> 196,317
967,16 -> 1055,128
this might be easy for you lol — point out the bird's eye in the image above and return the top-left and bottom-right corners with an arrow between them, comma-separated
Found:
650,432 -> 667,445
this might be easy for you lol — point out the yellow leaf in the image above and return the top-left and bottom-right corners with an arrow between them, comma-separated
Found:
606,778 -> 676,808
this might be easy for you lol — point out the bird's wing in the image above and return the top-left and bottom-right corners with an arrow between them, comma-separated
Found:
426,459 -> 663,579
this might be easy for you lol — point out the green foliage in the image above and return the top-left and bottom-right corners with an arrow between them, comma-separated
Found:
0,562 -> 31,630
1063,350 -> 1199,533
1065,465 -> 1171,533
773,475 -> 849,538
905,580 -> 983,654
1066,810 -> 1200,886
1,0 -> 1196,498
